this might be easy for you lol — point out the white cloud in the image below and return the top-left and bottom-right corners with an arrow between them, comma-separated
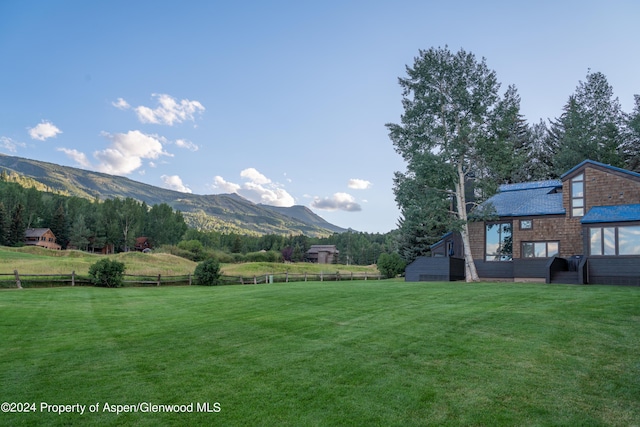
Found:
57,148 -> 92,169
312,192 -> 362,212
213,176 -> 241,193
112,98 -> 130,110
58,131 -> 182,173
0,136 -> 26,153
213,168 -> 295,207
348,178 -> 372,190
134,93 -> 205,126
175,139 -> 199,151
161,174 -> 192,193
240,167 -> 270,185
28,121 -> 62,141
94,130 -> 171,175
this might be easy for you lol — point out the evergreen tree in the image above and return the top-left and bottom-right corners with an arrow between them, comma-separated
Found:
622,94 -> 640,171
0,202 -> 8,246
387,46 -> 514,281
69,214 -> 91,251
551,71 -> 625,173
8,202 -> 25,246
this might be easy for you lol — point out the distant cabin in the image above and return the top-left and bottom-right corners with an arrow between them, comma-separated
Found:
134,237 -> 152,252
24,228 -> 61,250
306,245 -> 339,264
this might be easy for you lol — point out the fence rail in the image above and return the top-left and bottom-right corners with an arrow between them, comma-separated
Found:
0,270 -> 381,289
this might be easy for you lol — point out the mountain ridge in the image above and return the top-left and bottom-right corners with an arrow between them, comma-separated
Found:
0,154 -> 347,236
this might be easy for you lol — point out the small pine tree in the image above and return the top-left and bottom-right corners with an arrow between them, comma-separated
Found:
194,258 -> 221,286
377,252 -> 407,279
88,259 -> 126,288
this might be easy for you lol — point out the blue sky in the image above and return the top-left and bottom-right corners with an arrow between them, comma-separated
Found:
1,1 -> 638,233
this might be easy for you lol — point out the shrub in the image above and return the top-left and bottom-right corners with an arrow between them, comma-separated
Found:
194,258 -> 221,286
377,252 -> 407,279
245,250 -> 283,263
88,258 -> 126,288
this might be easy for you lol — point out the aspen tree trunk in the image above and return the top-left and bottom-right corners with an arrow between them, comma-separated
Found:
455,162 -> 480,282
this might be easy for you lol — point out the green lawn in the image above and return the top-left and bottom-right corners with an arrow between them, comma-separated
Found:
1,281 -> 639,426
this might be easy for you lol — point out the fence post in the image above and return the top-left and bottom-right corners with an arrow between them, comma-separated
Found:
14,270 -> 22,289
240,276 -> 244,285
304,272 -> 307,282
351,272 -> 353,281
286,271 -> 289,283
188,273 -> 192,286
253,276 -> 257,285
320,271 -> 323,282
157,274 -> 161,286
365,274 -> 367,281
336,271 -> 339,281
72,270 -> 75,287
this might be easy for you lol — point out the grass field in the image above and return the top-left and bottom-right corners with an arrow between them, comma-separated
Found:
0,246 -> 378,278
1,280 -> 639,426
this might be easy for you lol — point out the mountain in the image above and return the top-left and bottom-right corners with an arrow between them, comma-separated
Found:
0,154 -> 347,236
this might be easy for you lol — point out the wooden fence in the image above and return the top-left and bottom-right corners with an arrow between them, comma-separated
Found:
0,270 -> 381,288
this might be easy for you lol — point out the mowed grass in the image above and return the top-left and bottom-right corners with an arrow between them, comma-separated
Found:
1,281 -> 639,426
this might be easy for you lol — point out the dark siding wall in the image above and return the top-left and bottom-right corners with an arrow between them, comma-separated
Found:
474,261 -> 514,279
405,257 -> 464,282
513,259 -> 548,278
588,257 -> 640,285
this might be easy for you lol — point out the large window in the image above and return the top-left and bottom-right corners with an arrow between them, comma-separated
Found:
485,222 -> 512,261
522,241 -> 559,258
571,174 -> 584,217
590,225 -> 640,255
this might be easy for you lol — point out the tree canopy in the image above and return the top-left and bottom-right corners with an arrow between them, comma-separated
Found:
388,48 -> 639,281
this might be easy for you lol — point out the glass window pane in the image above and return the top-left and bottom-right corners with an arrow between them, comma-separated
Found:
590,228 -> 602,255
573,207 -> 584,217
572,198 -> 583,208
534,242 -> 547,257
485,223 -> 512,261
572,181 -> 584,197
547,242 -> 559,257
604,227 -> 616,255
619,226 -> 640,255
522,242 -> 534,258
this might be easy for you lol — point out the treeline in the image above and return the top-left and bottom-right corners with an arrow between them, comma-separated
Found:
0,173 -> 399,265
392,67 -> 640,262
177,228 -> 398,265
0,175 -> 187,251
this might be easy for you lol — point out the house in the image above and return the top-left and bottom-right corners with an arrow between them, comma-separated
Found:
24,228 -> 61,250
306,245 -> 339,264
134,237 -> 152,252
406,160 -> 640,285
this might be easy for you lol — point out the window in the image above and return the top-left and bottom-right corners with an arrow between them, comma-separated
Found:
485,222 -> 512,261
520,219 -> 532,230
619,226 -> 640,255
571,174 -> 584,217
522,241 -> 559,258
590,225 -> 640,255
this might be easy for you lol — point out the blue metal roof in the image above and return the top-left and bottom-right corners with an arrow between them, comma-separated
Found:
430,232 -> 453,249
499,180 -> 562,192
476,186 -> 565,217
561,159 -> 640,180
581,204 -> 640,224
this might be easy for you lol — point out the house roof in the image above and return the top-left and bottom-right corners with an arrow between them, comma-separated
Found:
430,232 -> 453,249
475,181 -> 565,217
561,159 -> 640,181
307,245 -> 339,253
581,204 -> 640,224
24,228 -> 53,238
